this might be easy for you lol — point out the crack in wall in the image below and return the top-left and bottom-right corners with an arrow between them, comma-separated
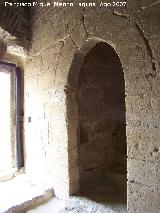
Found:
133,0 -> 160,14
53,41 -> 65,86
29,35 -> 71,58
81,14 -> 89,37
135,22 -> 157,78
70,36 -> 79,49
112,10 -> 157,78
66,23 -> 79,49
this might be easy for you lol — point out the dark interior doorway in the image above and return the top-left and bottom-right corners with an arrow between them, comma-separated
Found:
77,42 -> 127,204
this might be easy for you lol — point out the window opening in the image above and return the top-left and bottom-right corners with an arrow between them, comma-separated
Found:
0,61 -> 24,180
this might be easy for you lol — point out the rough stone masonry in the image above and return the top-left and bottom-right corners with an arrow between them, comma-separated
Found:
0,0 -> 160,212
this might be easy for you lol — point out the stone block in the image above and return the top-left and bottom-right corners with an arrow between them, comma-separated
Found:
128,181 -> 160,213
128,158 -> 159,191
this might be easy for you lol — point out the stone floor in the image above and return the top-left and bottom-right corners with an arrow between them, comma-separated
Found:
28,195 -> 126,213
28,182 -> 127,213
0,172 -> 126,213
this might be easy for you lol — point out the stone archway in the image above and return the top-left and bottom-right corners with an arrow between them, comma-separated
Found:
66,38 -> 127,204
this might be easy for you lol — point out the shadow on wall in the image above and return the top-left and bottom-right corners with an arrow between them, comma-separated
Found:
66,39 -> 127,204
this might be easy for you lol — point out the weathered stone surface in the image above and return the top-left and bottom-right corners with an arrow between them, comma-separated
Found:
0,0 -> 159,211
128,181 -> 160,213
23,1 -> 160,210
127,0 -> 159,14
134,3 -> 160,39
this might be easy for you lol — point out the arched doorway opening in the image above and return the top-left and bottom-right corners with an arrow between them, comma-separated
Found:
67,39 -> 127,205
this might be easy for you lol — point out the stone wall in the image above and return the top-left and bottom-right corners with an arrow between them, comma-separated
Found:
24,0 -> 160,212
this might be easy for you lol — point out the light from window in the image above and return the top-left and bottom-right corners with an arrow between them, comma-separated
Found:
0,72 -> 12,172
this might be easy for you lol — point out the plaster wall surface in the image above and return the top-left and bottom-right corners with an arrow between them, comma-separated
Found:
23,0 -> 160,212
